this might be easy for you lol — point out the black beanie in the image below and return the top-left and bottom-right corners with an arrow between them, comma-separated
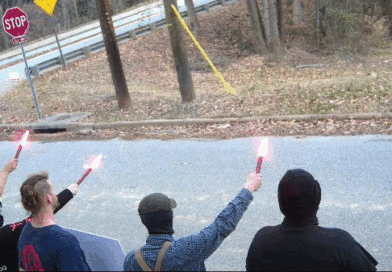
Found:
278,169 -> 321,222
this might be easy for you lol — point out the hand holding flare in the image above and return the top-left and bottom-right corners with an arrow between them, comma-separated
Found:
15,130 -> 30,159
255,138 -> 269,174
77,155 -> 103,185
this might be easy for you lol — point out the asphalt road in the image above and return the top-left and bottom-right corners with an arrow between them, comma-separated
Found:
1,135 -> 391,271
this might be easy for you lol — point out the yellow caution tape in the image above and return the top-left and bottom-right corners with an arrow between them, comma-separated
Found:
171,4 -> 241,100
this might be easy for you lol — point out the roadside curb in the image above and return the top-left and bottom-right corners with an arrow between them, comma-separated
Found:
1,112 -> 392,132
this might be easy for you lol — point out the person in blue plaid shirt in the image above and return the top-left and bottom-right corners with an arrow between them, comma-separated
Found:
123,172 -> 262,271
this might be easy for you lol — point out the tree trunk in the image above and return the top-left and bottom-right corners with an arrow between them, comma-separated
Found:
247,0 -> 268,54
61,0 -> 70,30
380,0 -> 392,36
184,0 -> 201,36
255,0 -> 266,41
262,0 -> 271,47
163,0 -> 196,102
95,0 -> 131,109
315,0 -> 320,46
276,0 -> 283,40
293,0 -> 302,25
69,0 -> 80,27
268,0 -> 282,52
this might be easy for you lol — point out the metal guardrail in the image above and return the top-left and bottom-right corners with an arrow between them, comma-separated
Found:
25,0 -> 233,77
0,0 -> 165,65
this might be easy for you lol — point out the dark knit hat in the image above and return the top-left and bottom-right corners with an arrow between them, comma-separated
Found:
278,169 -> 321,221
138,193 -> 177,215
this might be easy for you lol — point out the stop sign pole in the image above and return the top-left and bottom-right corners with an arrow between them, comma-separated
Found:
20,41 -> 42,119
2,7 -> 42,119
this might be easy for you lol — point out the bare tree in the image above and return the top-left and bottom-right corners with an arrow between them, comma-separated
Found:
276,0 -> 283,40
293,0 -> 302,25
163,0 -> 195,102
268,0 -> 282,52
247,0 -> 268,54
68,0 -> 81,26
379,0 -> 392,36
95,0 -> 131,109
262,0 -> 272,47
184,0 -> 201,36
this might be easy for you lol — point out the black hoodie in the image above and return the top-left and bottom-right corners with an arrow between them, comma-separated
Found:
246,169 -> 378,271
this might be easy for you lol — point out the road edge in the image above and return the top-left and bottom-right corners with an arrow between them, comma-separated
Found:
1,112 -> 392,131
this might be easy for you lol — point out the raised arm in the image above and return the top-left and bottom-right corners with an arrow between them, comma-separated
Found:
0,159 -> 18,198
175,173 -> 261,264
53,184 -> 79,214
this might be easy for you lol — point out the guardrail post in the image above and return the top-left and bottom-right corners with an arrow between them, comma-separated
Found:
32,66 -> 40,76
217,0 -> 225,5
58,56 -> 65,66
25,66 -> 40,77
20,42 -> 41,119
128,30 -> 136,39
82,47 -> 91,56
202,4 -> 210,12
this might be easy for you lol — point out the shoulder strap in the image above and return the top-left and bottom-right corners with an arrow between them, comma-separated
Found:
154,241 -> 172,271
135,249 -> 152,271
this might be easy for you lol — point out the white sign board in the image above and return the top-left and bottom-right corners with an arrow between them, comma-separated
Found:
62,227 -> 126,271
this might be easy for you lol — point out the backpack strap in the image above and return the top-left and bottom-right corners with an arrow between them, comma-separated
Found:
136,249 -> 152,271
154,241 -> 172,271
135,241 -> 172,272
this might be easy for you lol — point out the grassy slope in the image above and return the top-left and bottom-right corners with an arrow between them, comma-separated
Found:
1,0 -> 392,125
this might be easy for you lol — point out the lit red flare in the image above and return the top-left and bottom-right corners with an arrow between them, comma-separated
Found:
15,130 -> 30,159
253,137 -> 273,173
77,154 -> 103,185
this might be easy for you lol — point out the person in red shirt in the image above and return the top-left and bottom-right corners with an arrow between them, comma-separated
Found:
17,172 -> 90,271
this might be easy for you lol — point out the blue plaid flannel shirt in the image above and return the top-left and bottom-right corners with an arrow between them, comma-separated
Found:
123,188 -> 253,271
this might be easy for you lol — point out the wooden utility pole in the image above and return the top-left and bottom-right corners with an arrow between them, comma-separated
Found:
95,0 -> 131,109
163,0 -> 195,102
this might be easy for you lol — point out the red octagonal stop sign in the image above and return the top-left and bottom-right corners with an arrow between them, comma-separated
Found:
2,7 -> 29,38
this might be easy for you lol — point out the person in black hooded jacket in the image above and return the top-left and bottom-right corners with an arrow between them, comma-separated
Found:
246,169 -> 378,271
0,159 -> 18,228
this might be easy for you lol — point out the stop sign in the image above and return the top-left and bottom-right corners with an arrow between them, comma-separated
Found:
2,7 -> 29,38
